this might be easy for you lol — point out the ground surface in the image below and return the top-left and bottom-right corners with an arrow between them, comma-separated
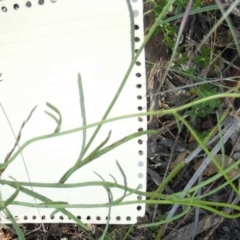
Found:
3,1 -> 240,239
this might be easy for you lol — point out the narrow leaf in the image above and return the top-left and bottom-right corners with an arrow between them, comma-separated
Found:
125,0 -> 135,59
15,185 -> 89,230
89,130 -> 149,160
4,208 -> 26,240
45,102 -> 62,133
115,160 -> 127,203
77,73 -> 87,160
78,130 -> 112,165
0,181 -> 19,211
59,131 -> 112,183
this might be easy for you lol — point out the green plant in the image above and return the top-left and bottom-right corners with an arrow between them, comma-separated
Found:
187,83 -> 222,118
159,22 -> 177,48
3,1 -> 240,240
193,46 -> 212,69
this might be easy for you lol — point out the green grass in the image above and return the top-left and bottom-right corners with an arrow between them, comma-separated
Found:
2,0 -> 240,239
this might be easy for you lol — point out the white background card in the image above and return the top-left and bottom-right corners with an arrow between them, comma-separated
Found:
0,0 -> 146,224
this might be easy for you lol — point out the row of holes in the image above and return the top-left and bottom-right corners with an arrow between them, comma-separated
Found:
1,1 -> 141,12
134,24 -> 142,123
1,1 -> 57,12
1,213 -> 142,221
1,2 -> 141,14
134,22 -> 145,190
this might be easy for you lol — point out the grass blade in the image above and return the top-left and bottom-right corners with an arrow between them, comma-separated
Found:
45,102 -> 62,133
93,173 -> 112,240
0,180 -> 19,211
80,0 -> 176,160
13,185 -> 89,230
114,161 -> 127,203
59,131 -> 112,183
125,0 -> 135,59
77,73 -> 87,161
4,208 -> 26,240
99,189 -> 112,240
60,130 -> 152,183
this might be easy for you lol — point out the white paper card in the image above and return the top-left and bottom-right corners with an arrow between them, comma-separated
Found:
0,0 -> 146,224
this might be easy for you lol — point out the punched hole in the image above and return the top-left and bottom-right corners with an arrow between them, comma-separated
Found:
135,25 -> 139,30
136,61 -> 141,66
136,84 -> 142,88
137,205 -> 142,211
138,128 -> 143,132
138,117 -> 143,122
137,95 -> 142,100
26,1 -> 32,7
96,216 -> 101,220
138,173 -> 143,178
86,216 -> 91,220
138,139 -> 143,144
135,37 -> 140,42
24,216 -> 27,220
138,106 -> 142,111
136,73 -> 141,77
133,10 -> 139,17
126,216 -> 131,221
137,195 -> 142,200
138,161 -> 144,167
116,216 -> 121,221
1,7 -> 7,12
13,4 -> 19,10
139,150 -> 143,155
